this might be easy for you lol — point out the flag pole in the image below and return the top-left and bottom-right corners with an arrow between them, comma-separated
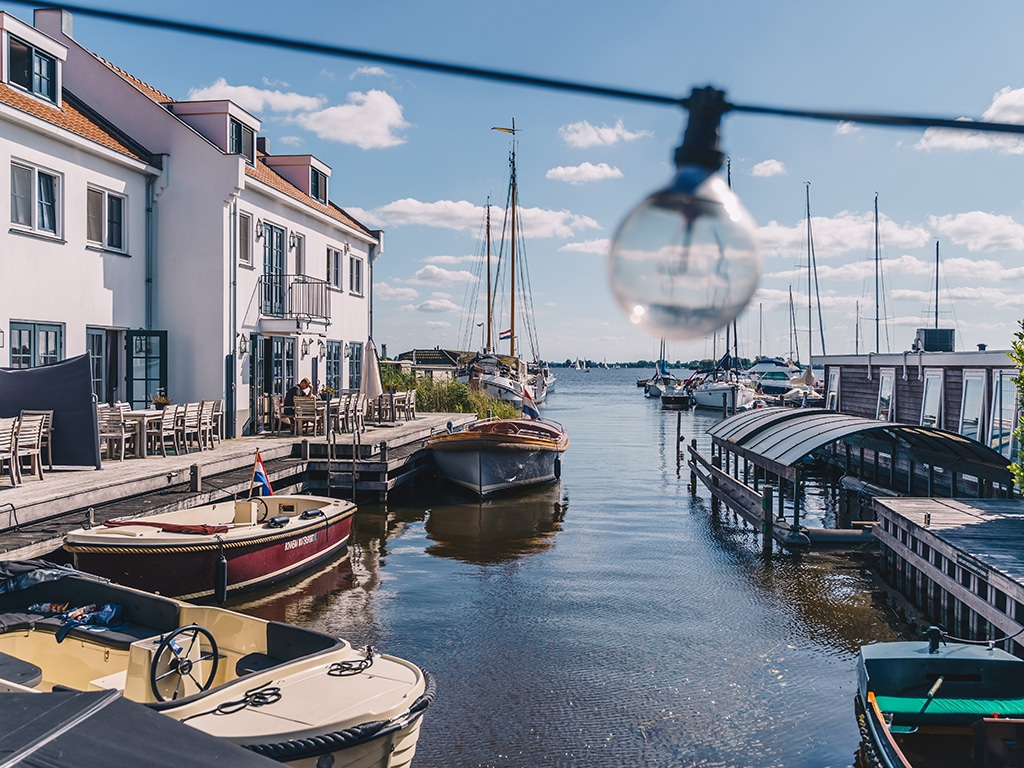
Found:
247,449 -> 260,498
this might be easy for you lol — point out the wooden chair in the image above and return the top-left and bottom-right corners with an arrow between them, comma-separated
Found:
406,389 -> 416,420
333,393 -> 351,433
392,391 -> 408,421
149,405 -> 183,457
269,394 -> 285,436
181,402 -> 202,451
97,407 -> 136,461
198,400 -> 216,449
0,417 -> 20,486
210,399 -> 224,445
14,414 -> 45,481
20,410 -> 53,470
352,393 -> 367,433
292,396 -> 320,435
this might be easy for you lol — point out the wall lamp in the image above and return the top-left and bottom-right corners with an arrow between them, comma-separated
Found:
237,333 -> 249,356
318,339 -> 326,359
300,338 -> 310,357
254,219 -> 264,240
0,328 -> 4,349
289,232 -> 299,250
343,342 -> 350,358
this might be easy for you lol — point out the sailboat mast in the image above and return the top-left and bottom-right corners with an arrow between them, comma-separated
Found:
874,193 -> 880,353
806,183 -> 812,365
855,301 -> 860,355
934,239 -> 940,329
485,196 -> 493,352
509,121 -> 518,359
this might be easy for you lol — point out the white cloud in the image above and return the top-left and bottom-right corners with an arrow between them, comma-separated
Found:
424,321 -> 451,328
916,87 -> 1024,154
546,162 -> 623,184
558,238 -> 610,254
929,211 -> 1024,252
409,264 -> 479,286
417,297 -> 462,313
423,254 -> 482,265
278,135 -> 303,146
186,78 -> 323,113
351,66 -> 389,79
558,119 -> 652,148
375,282 -> 419,302
750,159 -> 787,177
758,210 -> 930,259
835,121 -> 860,135
292,90 -> 410,149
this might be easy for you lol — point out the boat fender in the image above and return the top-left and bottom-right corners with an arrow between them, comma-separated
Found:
215,553 -> 228,605
554,457 -> 561,479
265,515 -> 290,529
300,509 -> 323,520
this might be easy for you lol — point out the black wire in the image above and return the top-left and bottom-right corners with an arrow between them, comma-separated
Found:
10,1 -> 1024,135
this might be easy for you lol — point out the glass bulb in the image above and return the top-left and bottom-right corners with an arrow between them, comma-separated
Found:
608,165 -> 760,340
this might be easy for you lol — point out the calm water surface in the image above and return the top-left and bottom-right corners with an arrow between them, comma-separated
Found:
234,368 -> 907,768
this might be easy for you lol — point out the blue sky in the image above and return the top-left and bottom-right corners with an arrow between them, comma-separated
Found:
14,1 -> 1024,363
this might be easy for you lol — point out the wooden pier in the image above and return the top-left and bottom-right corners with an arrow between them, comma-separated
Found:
0,412 -> 473,560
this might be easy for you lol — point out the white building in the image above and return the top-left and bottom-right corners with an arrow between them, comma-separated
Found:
2,8 -> 382,436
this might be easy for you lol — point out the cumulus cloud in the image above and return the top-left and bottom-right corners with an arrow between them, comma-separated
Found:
929,211 -> 1024,252
758,210 -> 930,259
351,66 -> 389,79
416,296 -> 462,313
375,282 -> 419,302
292,90 -> 409,149
558,119 -> 652,148
423,254 -> 482,265
546,162 -> 623,184
424,320 -> 451,328
558,239 -> 610,254
187,78 -> 323,113
750,159 -> 787,177
835,121 -> 860,135
409,264 -> 479,286
916,86 -> 1024,154
278,135 -> 303,146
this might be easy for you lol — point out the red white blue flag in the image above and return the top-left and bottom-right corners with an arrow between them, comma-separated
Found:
499,328 -> 512,340
522,388 -> 541,420
251,451 -> 274,496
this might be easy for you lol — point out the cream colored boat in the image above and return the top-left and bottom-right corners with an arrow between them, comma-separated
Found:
0,562 -> 434,767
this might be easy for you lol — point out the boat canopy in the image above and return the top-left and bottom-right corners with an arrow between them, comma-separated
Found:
706,406 -> 1013,485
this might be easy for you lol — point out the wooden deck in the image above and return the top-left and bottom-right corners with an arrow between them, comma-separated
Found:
873,497 -> 1024,652
0,412 -> 474,560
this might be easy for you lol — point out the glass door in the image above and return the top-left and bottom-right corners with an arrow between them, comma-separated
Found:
125,330 -> 167,409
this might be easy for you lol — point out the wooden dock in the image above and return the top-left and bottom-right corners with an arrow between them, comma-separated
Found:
873,497 -> 1024,655
0,412 -> 473,560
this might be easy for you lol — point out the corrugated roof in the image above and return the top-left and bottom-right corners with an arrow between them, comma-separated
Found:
707,406 -> 1012,484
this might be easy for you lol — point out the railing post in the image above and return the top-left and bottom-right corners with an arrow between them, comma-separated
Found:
762,484 -> 774,557
689,438 -> 698,493
711,454 -> 721,514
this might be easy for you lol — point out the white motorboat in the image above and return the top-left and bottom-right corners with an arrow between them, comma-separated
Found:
691,379 -> 758,410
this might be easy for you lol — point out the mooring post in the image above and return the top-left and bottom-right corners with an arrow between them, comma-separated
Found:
676,412 -> 682,468
189,463 -> 201,493
301,438 -> 310,461
689,438 -> 698,493
722,391 -> 728,418
762,484 -> 774,557
711,454 -> 721,514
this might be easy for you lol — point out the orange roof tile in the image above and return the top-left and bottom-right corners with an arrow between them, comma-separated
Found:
97,56 -> 173,103
0,82 -> 151,163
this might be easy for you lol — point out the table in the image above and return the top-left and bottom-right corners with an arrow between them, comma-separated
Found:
124,410 -> 163,458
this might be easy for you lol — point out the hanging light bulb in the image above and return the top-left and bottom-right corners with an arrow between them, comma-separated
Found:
608,86 -> 760,340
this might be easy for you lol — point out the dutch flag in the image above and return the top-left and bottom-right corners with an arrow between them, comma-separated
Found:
251,451 -> 274,497
522,388 -> 541,420
499,328 -> 512,341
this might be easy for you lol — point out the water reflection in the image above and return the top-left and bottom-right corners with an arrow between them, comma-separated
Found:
424,483 -> 569,564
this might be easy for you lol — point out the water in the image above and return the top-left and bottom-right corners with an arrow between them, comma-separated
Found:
233,368 -> 907,768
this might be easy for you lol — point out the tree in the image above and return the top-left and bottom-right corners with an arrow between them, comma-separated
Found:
1009,319 -> 1024,491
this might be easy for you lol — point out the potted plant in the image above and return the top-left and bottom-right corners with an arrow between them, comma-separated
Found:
151,390 -> 171,410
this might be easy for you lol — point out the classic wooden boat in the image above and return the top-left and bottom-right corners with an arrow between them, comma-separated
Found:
427,417 -> 568,498
63,495 -> 356,602
0,561 -> 434,768
856,629 -> 1024,767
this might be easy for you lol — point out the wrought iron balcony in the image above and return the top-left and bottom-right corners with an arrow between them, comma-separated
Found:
257,273 -> 332,324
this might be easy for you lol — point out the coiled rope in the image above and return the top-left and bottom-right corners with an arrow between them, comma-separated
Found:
328,645 -> 375,676
181,681 -> 282,722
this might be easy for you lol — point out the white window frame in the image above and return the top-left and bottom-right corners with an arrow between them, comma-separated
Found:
876,367 -> 895,421
86,186 -> 126,251
959,369 -> 986,444
238,212 -> 252,265
920,370 -> 944,428
349,254 -> 364,296
327,246 -> 343,289
229,118 -> 255,165
825,369 -> 840,410
11,161 -> 61,237
989,369 -> 1018,460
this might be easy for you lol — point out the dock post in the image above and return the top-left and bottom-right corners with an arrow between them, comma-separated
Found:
689,438 -> 698,493
189,464 -> 202,493
711,454 -> 721,514
379,441 -> 388,461
722,392 -> 728,418
675,412 -> 682,469
762,485 -> 774,557
301,439 -> 310,461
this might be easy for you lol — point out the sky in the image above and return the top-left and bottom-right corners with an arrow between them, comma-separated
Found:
10,0 -> 1024,364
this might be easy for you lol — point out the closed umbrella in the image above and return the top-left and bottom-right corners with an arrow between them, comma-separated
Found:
360,338 -> 384,420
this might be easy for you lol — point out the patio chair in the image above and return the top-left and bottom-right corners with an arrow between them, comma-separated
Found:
181,402 -> 202,451
97,407 -> 136,461
269,394 -> 285,436
333,393 -> 352,433
353,393 -> 367,433
210,399 -> 224,445
19,410 -> 53,470
0,417 -> 20,486
149,405 -> 183,457
292,396 -> 320,435
14,414 -> 45,481
199,400 -> 216,449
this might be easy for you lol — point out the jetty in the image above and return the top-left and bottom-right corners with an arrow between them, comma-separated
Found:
0,412 -> 473,560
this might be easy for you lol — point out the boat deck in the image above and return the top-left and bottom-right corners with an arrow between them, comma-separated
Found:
0,412 -> 473,560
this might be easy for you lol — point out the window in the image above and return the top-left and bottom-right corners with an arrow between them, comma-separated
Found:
349,254 -> 363,295
229,118 -> 254,165
262,222 -> 285,315
920,371 -> 943,428
86,187 -> 126,250
825,369 -> 839,410
960,371 -> 986,443
876,368 -> 895,421
11,162 -> 60,235
990,370 -> 1018,459
348,341 -> 363,390
9,322 -> 62,368
8,36 -> 56,102
292,233 -> 305,275
310,168 -> 327,203
326,341 -> 342,393
327,247 -> 342,289
238,212 -> 252,264
87,328 -> 105,400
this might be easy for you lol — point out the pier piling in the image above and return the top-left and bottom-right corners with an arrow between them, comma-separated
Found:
762,485 -> 774,557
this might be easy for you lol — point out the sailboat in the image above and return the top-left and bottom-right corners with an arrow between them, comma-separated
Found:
644,339 -> 677,398
431,121 -> 568,498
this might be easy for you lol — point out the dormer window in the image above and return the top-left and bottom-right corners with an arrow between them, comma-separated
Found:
229,118 -> 254,165
8,36 -> 56,102
310,167 -> 327,204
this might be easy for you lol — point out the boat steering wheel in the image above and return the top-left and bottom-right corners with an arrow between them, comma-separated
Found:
254,496 -> 270,522
150,624 -> 220,702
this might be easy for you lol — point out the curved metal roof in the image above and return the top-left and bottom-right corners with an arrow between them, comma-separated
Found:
707,407 -> 1012,484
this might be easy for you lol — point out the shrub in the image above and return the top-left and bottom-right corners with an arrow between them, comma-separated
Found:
414,376 -> 519,419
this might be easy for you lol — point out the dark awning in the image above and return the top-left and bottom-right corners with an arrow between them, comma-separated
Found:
706,407 -> 1012,485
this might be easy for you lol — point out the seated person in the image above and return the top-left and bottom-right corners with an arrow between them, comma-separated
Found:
281,378 -> 312,429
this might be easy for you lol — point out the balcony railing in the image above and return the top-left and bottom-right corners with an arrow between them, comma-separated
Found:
258,273 -> 332,324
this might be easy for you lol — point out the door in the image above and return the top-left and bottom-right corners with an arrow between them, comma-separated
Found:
262,222 -> 285,315
125,330 -> 167,409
